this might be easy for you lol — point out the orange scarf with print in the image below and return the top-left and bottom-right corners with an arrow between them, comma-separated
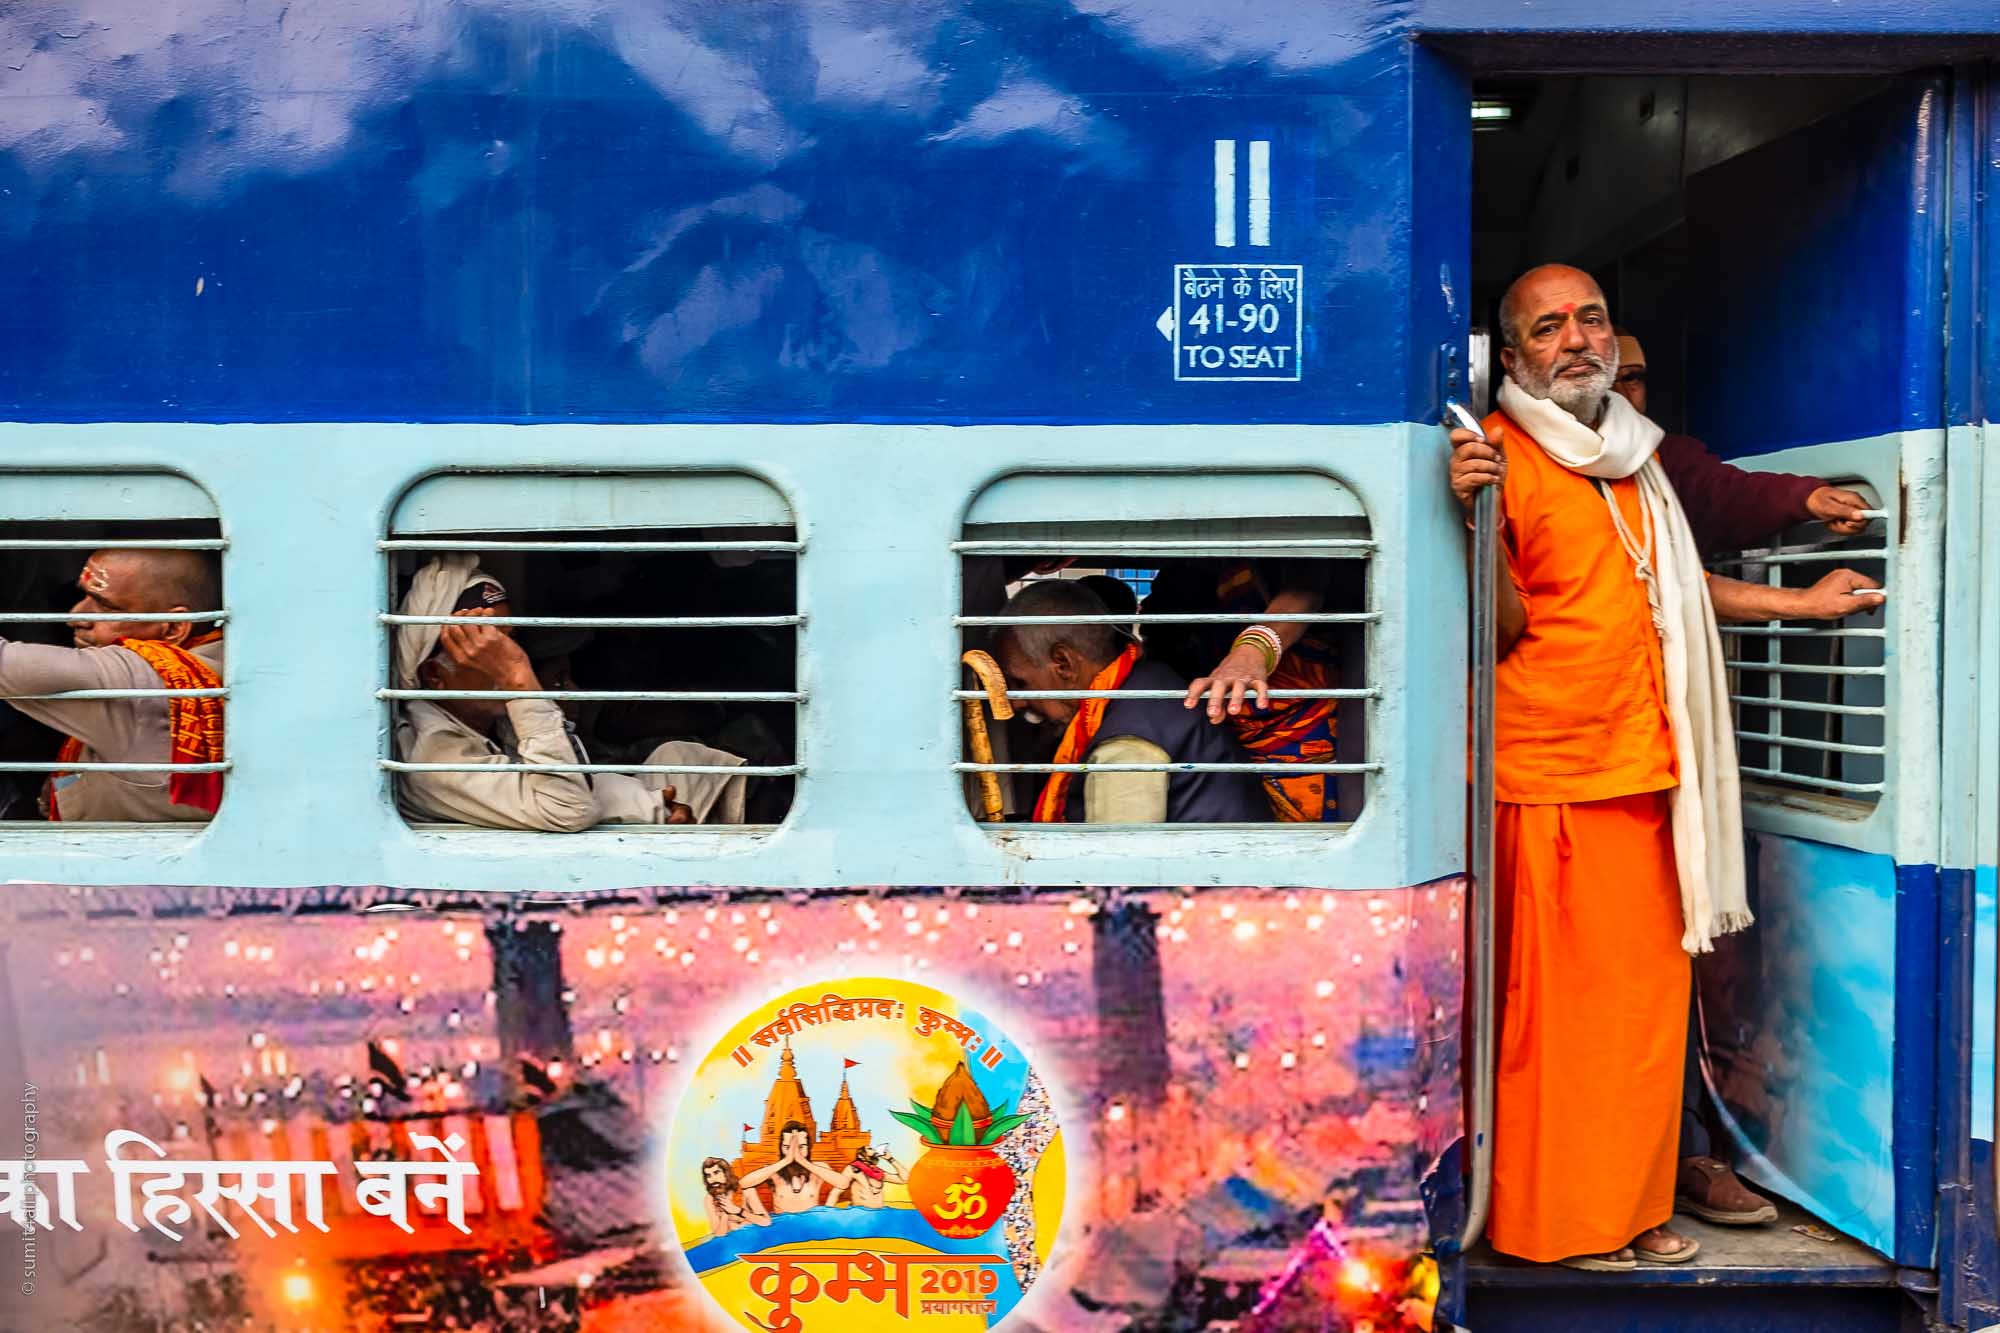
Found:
50,632 -> 225,818
1031,643 -> 1141,823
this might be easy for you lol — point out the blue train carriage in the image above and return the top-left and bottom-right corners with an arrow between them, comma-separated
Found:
0,4 -> 1996,1332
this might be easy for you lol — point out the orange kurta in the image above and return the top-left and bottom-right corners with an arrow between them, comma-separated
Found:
1482,410 -> 1690,1263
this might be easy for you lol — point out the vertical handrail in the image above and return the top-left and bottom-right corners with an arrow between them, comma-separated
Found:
1451,399 -> 1500,1253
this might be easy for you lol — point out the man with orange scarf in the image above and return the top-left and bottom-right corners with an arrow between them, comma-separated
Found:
0,548 -> 224,821
988,579 -> 1267,824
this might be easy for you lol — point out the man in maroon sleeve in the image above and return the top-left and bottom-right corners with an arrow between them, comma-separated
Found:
1616,330 -> 1872,552
1612,327 -> 1871,1229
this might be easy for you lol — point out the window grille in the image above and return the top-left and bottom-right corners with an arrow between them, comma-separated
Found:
379,473 -> 802,830
954,471 -> 1377,828
1711,509 -> 1891,808
0,472 -> 228,821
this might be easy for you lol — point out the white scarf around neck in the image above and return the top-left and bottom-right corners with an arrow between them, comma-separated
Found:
1498,376 -> 1750,954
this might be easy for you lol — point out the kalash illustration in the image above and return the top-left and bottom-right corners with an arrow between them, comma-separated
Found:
669,977 -> 1065,1332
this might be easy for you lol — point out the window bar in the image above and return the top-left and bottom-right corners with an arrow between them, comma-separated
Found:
379,539 -> 800,553
1709,543 -> 1891,566
1734,731 -> 1885,756
382,689 -> 802,702
1721,624 -> 1886,639
382,761 -> 801,777
0,538 -> 228,550
0,760 -> 230,773
956,612 -> 1377,626
951,539 -> 1373,556
0,611 -> 227,623
954,761 -> 1378,775
1728,695 -> 1884,717
1738,765 -> 1883,795
1722,661 -> 1885,677
8,688 -> 226,700
381,613 -> 802,628
957,687 -> 1372,701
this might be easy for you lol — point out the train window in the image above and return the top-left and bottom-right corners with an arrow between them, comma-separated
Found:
0,472 -> 228,824
380,472 -> 801,834
1713,500 -> 1889,811
955,471 -> 1375,830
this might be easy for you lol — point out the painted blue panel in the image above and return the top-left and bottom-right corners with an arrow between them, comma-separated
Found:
1684,82 -> 1945,457
0,2 -> 1442,426
1703,834 -> 1899,1257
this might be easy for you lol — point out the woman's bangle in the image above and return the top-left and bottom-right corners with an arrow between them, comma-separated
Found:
1232,624 -> 1282,672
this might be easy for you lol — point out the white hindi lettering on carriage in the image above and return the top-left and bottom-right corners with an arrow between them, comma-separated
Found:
0,1128 -> 488,1240
1163,264 -> 1304,382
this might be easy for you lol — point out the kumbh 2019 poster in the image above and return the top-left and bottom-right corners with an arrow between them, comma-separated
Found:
0,881 -> 1461,1332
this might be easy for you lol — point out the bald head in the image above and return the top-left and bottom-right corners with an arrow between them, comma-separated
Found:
69,548 -> 220,648
1496,263 -> 1619,423
1497,264 -> 1604,351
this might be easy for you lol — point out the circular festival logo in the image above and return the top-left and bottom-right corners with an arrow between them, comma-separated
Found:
668,977 -> 1065,1332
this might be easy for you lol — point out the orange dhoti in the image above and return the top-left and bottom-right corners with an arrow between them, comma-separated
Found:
1488,790 -> 1689,1262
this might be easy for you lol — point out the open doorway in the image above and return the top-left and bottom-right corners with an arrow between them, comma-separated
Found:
1464,68 -> 1947,1295
1471,74 -> 1890,432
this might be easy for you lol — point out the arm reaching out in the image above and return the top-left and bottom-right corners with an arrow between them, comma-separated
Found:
1709,568 -> 1885,624
1183,586 -> 1324,722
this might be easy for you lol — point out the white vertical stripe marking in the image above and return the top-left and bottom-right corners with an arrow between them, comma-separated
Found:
1214,139 -> 1237,247
1248,140 -> 1271,246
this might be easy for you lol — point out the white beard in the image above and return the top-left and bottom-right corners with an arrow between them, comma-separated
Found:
1511,343 -> 1619,424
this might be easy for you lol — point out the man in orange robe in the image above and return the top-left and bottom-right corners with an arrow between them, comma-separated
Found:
0,548 -> 225,821
1447,264 -> 1884,1269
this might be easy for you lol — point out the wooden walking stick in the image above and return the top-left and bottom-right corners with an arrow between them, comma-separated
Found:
959,650 -> 1015,822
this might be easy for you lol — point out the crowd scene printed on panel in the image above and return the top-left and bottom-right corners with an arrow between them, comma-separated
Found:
0,880 -> 1458,1331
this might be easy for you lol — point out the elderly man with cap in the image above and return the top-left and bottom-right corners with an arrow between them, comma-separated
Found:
988,578 -> 1269,824
1612,327 -> 1872,554
392,555 -> 748,831
0,547 -> 225,822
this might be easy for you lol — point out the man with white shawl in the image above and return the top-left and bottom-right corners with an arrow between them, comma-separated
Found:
392,554 -> 749,832
1447,264 -> 1884,1271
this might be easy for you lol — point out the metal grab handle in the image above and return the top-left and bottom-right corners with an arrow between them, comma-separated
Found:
1448,400 -> 1500,1254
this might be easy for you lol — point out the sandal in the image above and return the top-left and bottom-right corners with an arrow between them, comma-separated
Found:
1557,1247 -> 1637,1272
1634,1231 -> 1701,1265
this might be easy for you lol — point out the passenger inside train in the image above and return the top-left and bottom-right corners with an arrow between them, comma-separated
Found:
959,542 -> 1371,827
0,541 -> 225,822
391,557 -> 746,832
387,539 -> 796,831
987,578 -> 1270,824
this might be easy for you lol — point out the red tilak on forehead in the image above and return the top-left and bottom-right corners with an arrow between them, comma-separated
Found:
1556,302 -> 1576,315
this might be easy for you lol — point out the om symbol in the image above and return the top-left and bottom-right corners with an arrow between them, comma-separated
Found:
935,1175 -> 990,1222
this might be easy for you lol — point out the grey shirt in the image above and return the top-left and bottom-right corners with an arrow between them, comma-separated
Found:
0,636 -> 226,822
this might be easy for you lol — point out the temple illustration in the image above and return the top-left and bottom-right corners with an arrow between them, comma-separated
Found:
732,1039 -> 873,1178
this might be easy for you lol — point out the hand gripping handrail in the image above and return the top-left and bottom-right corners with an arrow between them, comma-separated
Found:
1453,403 -> 1500,1256
959,650 -> 1014,823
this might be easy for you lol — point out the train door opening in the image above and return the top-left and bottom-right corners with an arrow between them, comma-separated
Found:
1463,68 -> 1953,1329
